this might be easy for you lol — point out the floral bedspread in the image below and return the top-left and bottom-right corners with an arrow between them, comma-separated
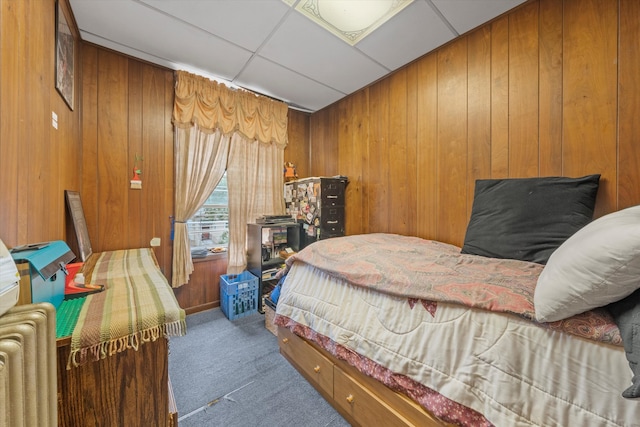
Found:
285,233 -> 621,346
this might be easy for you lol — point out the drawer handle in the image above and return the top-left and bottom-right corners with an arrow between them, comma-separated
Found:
327,195 -> 338,199
346,394 -> 354,404
282,338 -> 289,344
327,220 -> 338,224
313,365 -> 321,373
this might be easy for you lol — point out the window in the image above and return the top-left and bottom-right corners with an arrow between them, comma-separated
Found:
187,173 -> 229,248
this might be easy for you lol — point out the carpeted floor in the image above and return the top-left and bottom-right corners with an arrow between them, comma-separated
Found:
168,308 -> 350,427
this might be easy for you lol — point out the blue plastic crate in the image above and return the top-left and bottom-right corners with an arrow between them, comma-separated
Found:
220,271 -> 259,320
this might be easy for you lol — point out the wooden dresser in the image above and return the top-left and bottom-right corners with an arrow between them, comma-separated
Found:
56,336 -> 174,426
55,249 -> 184,426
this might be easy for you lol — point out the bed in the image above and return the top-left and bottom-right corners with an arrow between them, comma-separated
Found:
273,175 -> 640,426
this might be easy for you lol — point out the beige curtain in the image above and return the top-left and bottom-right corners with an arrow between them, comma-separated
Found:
227,134 -> 285,274
173,71 -> 288,146
172,71 -> 288,286
172,126 -> 230,287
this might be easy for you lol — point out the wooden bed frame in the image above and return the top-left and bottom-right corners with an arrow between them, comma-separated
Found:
278,326 -> 457,427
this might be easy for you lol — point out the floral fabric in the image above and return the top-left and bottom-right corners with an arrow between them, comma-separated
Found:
284,233 -> 621,345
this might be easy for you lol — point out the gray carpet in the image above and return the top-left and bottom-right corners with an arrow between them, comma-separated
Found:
168,308 -> 350,427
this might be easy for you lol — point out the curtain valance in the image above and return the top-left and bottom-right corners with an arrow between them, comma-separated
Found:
172,70 -> 288,147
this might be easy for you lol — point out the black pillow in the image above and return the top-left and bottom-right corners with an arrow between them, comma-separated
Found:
461,175 -> 600,264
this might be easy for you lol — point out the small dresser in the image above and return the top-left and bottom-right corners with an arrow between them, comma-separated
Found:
284,176 -> 347,248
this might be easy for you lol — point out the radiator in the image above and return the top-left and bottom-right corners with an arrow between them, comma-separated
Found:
0,303 -> 57,427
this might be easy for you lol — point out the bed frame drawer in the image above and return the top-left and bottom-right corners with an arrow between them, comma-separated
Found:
278,327 -> 333,397
333,365 -> 413,427
278,326 -> 453,427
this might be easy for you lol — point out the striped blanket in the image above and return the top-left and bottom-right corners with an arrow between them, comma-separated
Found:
68,248 -> 186,367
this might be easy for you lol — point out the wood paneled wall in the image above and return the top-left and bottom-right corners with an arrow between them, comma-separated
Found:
0,0 -> 81,247
80,44 -> 175,276
309,0 -> 640,247
4,0 -> 639,310
284,109 -> 311,178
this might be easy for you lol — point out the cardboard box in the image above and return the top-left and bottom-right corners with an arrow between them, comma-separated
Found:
263,297 -> 277,336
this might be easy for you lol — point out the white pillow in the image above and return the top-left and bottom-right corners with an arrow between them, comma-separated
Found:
534,205 -> 640,322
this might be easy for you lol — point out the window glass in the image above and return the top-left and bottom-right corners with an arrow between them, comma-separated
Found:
187,173 -> 229,248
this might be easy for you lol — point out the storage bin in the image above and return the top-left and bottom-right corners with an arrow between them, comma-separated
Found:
11,240 -> 75,309
220,271 -> 258,320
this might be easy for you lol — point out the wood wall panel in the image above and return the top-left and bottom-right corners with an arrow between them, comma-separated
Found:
618,0 -> 640,208
81,44 -> 174,276
436,39 -> 468,244
173,256 -> 228,315
285,109 -> 310,178
308,0 -> 640,248
1,0 -> 26,245
309,107 -> 339,178
388,69 -> 414,236
404,65 -> 418,237
538,0 -> 563,176
97,50 -> 130,251
128,61 -> 144,247
368,79 -> 391,234
415,55 -> 438,240
0,0 -> 81,248
490,16 -> 510,179
27,0 -> 51,241
80,44 -> 100,253
466,27 -> 492,216
141,66 -> 168,255
562,0 -> 618,217
337,90 -> 368,236
508,2 -> 539,177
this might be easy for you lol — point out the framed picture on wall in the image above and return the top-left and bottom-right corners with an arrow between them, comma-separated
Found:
55,0 -> 74,110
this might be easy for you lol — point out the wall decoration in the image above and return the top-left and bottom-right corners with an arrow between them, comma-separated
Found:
55,0 -> 74,110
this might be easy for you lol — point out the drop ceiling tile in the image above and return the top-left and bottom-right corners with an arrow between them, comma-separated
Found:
236,56 -> 345,112
356,0 -> 457,70
432,0 -> 527,35
259,12 -> 390,95
139,0 -> 290,52
70,0 -> 251,80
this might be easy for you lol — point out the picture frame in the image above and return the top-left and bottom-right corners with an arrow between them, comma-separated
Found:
65,190 -> 93,263
55,0 -> 74,110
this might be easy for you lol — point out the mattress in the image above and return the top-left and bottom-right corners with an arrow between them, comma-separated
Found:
275,262 -> 639,427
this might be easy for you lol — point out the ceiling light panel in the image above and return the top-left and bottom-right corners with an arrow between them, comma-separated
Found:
293,0 -> 414,45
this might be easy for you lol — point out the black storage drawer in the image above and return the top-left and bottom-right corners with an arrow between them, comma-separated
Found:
320,208 -> 344,233
284,176 -> 348,249
320,180 -> 345,207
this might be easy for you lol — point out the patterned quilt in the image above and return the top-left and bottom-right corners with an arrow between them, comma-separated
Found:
284,233 -> 621,346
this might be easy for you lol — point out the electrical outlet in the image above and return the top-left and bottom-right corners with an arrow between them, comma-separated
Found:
150,237 -> 161,247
